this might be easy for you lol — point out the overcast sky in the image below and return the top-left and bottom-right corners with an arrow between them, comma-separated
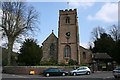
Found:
0,1 -> 118,52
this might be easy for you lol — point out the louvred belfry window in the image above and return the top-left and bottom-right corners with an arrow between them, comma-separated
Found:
66,17 -> 70,23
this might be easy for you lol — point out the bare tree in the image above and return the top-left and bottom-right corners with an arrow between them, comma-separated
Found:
91,26 -> 105,41
109,25 -> 120,41
0,2 -> 39,65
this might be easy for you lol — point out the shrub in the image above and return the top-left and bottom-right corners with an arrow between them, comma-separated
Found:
69,59 -> 78,65
40,61 -> 57,66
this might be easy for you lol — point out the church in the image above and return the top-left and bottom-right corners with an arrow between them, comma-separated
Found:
41,9 -> 92,65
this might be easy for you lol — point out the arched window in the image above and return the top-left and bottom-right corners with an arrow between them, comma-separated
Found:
64,45 -> 71,57
50,43 -> 54,55
83,52 -> 86,59
66,17 -> 70,23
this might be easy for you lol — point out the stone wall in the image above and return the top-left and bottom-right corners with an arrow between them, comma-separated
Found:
79,46 -> 92,64
3,66 -> 74,75
41,32 -> 58,62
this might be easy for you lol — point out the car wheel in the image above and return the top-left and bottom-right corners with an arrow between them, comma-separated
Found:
62,73 -> 65,76
73,72 -> 76,76
86,71 -> 90,75
46,73 -> 50,77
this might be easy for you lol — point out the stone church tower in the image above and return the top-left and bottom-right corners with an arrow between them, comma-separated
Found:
58,9 -> 80,64
41,9 -> 92,65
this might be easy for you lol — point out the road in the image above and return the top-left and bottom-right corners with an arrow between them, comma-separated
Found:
2,71 -> 119,80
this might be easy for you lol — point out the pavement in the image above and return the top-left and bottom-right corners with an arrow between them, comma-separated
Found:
0,67 -> 2,80
2,71 -> 120,80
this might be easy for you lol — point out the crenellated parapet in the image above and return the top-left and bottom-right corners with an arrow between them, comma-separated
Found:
59,9 -> 77,15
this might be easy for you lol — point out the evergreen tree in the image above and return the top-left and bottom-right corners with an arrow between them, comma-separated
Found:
112,40 -> 120,64
91,25 -> 120,64
92,33 -> 115,54
92,33 -> 120,64
18,39 -> 42,66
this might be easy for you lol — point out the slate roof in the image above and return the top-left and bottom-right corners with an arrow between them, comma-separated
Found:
93,53 -> 112,60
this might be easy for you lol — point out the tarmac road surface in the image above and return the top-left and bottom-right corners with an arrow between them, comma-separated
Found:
2,71 -> 120,80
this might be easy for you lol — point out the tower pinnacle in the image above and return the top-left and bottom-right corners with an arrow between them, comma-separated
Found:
52,30 -> 54,33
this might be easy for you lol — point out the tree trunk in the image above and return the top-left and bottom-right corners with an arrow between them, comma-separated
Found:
7,38 -> 14,66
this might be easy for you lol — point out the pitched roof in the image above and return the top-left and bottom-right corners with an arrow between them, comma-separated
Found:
93,53 -> 112,59
79,45 -> 91,52
42,32 -> 58,44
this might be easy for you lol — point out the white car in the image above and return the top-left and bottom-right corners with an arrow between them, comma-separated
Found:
70,66 -> 91,76
113,67 -> 120,78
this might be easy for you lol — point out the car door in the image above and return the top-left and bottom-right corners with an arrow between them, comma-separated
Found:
56,69 -> 61,76
49,69 -> 54,76
77,68 -> 86,74
77,68 -> 82,74
51,69 -> 57,76
49,68 -> 57,76
52,68 -> 60,76
54,69 -> 60,76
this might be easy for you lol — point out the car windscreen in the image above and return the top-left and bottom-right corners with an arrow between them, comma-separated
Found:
48,68 -> 60,71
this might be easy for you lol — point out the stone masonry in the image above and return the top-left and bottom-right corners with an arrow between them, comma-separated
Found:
41,32 -> 58,62
58,9 -> 80,64
41,9 -> 92,65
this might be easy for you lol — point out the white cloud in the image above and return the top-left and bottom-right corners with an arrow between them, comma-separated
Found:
0,32 -> 28,52
0,8 -> 28,52
0,9 -> 2,24
80,43 -> 89,49
12,35 -> 28,52
18,34 -> 29,41
0,9 -> 5,48
0,31 -> 8,48
69,2 -> 94,9
24,0 -> 119,2
88,3 -> 118,22
13,42 -> 21,53
80,42 -> 94,49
